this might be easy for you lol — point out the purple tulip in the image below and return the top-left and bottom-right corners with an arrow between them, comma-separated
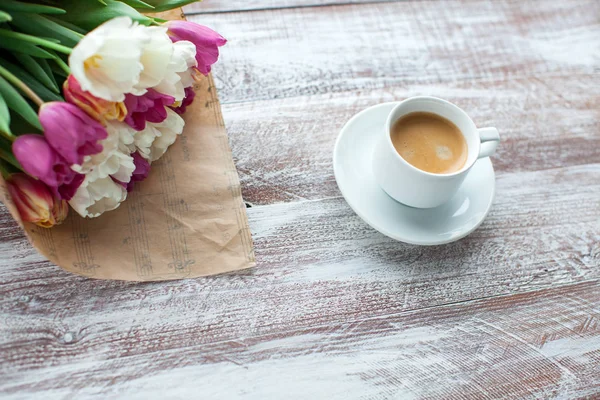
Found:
57,173 -> 85,200
124,89 -> 175,131
171,87 -> 196,115
39,102 -> 107,166
12,135 -> 84,200
113,152 -> 150,192
166,21 -> 226,75
127,152 -> 151,191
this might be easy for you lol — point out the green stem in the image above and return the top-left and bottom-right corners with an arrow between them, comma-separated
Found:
0,147 -> 22,171
0,29 -> 72,54
0,64 -> 44,107
0,129 -> 17,143
53,55 -> 70,75
0,160 -> 12,179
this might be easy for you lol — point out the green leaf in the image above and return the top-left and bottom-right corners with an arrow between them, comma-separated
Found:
45,16 -> 88,35
45,50 -> 70,76
0,29 -> 72,55
0,137 -> 22,169
0,36 -> 55,59
36,58 -> 60,92
0,0 -> 66,15
0,92 -> 12,136
54,0 -> 154,31
131,0 -> 199,12
8,112 -> 41,135
49,61 -> 68,78
0,75 -> 41,130
14,53 -> 60,93
0,59 -> 63,102
120,0 -> 155,9
0,10 -> 12,22
9,12 -> 83,48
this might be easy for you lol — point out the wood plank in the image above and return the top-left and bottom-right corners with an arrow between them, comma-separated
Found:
185,0 -> 392,14
1,276 -> 599,398
1,1 -> 599,397
188,0 -> 600,104
0,164 -> 598,394
223,75 -> 599,204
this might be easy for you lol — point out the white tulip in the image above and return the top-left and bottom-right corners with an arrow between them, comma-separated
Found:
152,40 -> 197,102
131,125 -> 159,161
69,17 -> 151,102
106,121 -> 137,154
69,176 -> 127,218
86,150 -> 135,183
71,121 -> 137,177
134,108 -> 185,162
71,131 -> 119,175
132,26 -> 174,95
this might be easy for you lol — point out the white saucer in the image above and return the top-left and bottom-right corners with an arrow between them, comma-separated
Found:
333,102 -> 495,245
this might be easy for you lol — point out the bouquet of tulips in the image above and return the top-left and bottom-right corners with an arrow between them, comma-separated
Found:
0,0 -> 225,228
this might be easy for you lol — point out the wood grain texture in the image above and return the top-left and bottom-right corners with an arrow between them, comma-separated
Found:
2,0 -> 600,398
1,258 -> 599,398
184,0 -> 393,14
189,0 -> 600,104
1,164 -> 599,397
224,75 -> 600,204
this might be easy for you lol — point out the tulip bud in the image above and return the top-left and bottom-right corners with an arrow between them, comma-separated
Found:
63,75 -> 127,124
39,102 -> 108,166
12,135 -> 83,200
12,134 -> 85,200
165,21 -> 226,75
6,173 -> 68,228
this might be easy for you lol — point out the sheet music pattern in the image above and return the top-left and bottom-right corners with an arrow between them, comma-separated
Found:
158,152 -> 194,276
70,215 -> 98,276
36,227 -> 57,259
127,189 -> 153,278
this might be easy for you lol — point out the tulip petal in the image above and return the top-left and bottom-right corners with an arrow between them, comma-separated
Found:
13,135 -> 60,186
40,102 -> 107,165
6,173 -> 68,227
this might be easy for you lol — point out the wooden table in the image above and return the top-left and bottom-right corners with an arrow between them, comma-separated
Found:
1,1 -> 599,398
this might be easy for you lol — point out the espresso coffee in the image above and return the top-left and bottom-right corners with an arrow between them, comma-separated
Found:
391,112 -> 467,174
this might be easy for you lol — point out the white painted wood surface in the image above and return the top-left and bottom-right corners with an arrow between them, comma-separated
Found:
185,0 -> 390,13
1,0 -> 599,398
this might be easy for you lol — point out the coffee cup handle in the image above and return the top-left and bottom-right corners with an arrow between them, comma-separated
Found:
477,127 -> 500,159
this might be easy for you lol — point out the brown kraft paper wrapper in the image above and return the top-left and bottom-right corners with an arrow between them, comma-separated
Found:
0,9 -> 255,280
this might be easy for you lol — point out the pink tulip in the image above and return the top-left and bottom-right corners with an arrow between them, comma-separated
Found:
124,89 -> 175,131
166,21 -> 226,75
172,87 -> 196,115
6,173 -> 68,228
39,102 -> 107,166
63,75 -> 127,124
12,135 -> 84,200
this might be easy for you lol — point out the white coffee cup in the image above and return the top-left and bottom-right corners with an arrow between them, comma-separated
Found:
372,96 -> 500,208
